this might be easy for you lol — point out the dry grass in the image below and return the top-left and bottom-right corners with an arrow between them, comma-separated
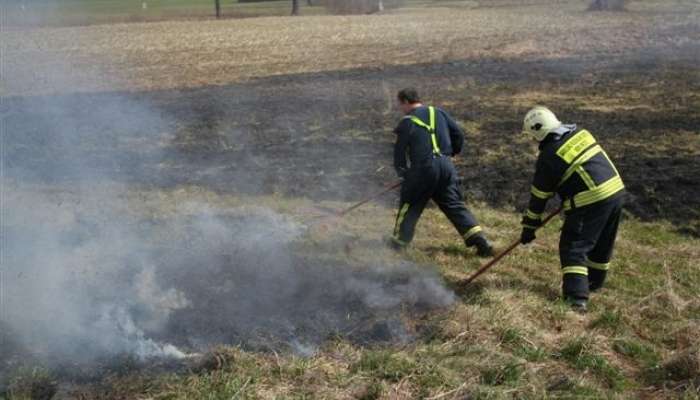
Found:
5,181 -> 698,398
3,1 -> 699,96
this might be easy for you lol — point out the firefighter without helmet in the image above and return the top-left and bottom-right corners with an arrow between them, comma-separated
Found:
522,106 -> 562,142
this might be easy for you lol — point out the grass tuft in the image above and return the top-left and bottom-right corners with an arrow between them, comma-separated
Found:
480,360 -> 523,386
558,336 -> 627,391
350,350 -> 415,382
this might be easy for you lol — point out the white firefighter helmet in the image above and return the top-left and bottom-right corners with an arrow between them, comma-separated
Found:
522,106 -> 562,141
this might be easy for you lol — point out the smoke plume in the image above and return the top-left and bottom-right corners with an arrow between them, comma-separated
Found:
0,7 -> 455,385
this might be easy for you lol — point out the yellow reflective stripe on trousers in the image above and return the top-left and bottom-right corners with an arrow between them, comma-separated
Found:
390,237 -> 407,246
562,266 -> 588,276
463,225 -> 482,240
556,130 -> 596,163
585,259 -> 610,271
559,144 -> 603,186
531,185 -> 553,200
524,209 -> 542,220
564,175 -> 625,211
393,203 -> 410,236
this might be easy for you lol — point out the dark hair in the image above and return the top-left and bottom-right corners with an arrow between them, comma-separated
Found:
397,88 -> 421,104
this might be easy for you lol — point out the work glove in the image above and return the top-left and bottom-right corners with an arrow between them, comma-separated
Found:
520,228 -> 536,245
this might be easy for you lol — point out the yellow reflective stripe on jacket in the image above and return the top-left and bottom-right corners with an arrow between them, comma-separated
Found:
531,185 -> 553,200
559,144 -> 603,186
556,130 -> 596,163
562,266 -> 588,276
463,225 -> 483,240
577,166 -> 596,189
601,150 -> 621,177
563,175 -> 625,211
409,106 -> 440,155
585,259 -> 610,271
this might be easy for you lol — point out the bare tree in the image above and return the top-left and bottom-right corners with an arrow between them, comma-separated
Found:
292,0 -> 300,15
588,0 -> 626,11
214,0 -> 221,18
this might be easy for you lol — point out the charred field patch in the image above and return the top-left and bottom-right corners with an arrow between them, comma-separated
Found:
4,42 -> 700,234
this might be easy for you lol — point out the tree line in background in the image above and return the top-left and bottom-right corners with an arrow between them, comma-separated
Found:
588,0 -> 626,10
218,0 -> 628,19
292,0 -> 627,15
291,0 -> 400,15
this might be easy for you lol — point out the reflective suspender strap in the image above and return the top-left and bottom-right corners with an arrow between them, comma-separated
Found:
428,106 -> 440,155
409,107 -> 441,155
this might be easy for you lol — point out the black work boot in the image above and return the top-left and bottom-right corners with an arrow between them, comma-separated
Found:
468,235 -> 494,258
387,236 -> 407,252
588,269 -> 607,292
566,298 -> 588,314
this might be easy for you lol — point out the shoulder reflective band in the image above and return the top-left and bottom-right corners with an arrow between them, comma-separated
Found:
563,175 -> 625,211
558,144 -> 603,186
562,266 -> 588,276
556,130 -> 597,164
409,106 -> 441,155
531,185 -> 553,200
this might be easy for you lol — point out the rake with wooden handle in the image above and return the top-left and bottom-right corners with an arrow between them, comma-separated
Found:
335,181 -> 402,217
461,206 -> 563,285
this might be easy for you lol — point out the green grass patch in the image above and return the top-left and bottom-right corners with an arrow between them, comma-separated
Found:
612,338 -> 660,369
5,367 -> 57,400
558,336 -> 627,391
588,309 -> 625,333
480,360 -> 523,386
350,350 -> 415,382
498,327 -> 548,362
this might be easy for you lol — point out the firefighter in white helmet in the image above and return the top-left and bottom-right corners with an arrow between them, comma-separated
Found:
520,106 -> 625,312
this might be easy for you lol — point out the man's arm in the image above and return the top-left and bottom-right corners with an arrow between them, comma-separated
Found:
523,156 -> 559,225
441,109 -> 465,156
393,118 -> 411,177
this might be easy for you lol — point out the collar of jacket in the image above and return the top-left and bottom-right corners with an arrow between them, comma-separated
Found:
539,124 -> 577,150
